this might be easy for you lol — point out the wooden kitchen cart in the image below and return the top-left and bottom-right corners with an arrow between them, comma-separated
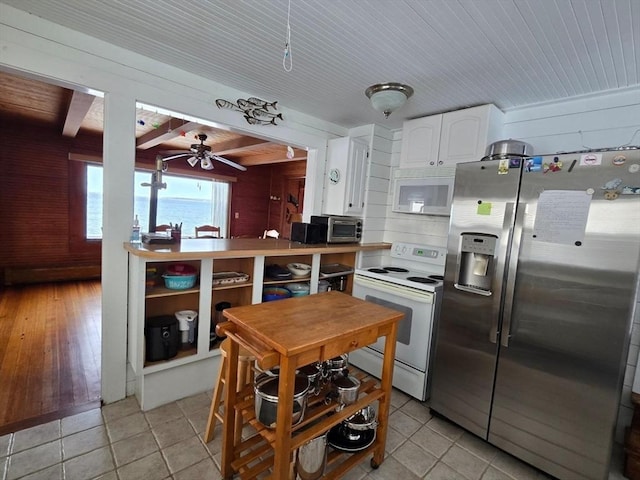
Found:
218,291 -> 403,479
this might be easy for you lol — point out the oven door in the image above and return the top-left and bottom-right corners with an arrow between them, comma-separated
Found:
352,274 -> 435,371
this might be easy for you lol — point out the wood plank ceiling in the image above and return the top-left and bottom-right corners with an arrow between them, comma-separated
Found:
0,71 -> 306,167
1,0 -> 638,130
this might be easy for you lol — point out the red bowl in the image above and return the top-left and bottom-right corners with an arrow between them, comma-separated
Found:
165,263 -> 197,276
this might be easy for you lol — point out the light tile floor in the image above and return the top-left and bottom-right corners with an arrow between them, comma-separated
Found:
0,387 -> 628,480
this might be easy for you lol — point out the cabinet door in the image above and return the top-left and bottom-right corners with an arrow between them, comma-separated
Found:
439,104 -> 503,165
323,137 -> 369,216
345,139 -> 368,215
400,115 -> 442,168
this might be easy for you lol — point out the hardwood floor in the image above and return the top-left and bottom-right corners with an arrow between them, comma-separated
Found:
0,280 -> 101,435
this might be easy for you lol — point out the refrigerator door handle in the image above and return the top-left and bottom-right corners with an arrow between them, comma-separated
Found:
489,201 -> 515,344
500,202 -> 525,347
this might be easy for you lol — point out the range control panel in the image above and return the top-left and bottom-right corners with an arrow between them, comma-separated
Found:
391,242 -> 447,267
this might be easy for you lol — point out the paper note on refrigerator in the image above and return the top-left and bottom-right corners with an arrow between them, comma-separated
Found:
532,190 -> 592,245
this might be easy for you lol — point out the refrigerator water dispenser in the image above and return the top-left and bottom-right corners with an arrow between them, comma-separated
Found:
455,233 -> 498,295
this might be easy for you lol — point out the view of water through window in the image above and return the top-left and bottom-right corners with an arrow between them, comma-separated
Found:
86,165 -> 229,239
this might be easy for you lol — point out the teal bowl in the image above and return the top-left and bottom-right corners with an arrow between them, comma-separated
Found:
286,283 -> 310,297
262,287 -> 292,302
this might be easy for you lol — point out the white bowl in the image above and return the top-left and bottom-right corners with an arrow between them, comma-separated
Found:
287,263 -> 311,277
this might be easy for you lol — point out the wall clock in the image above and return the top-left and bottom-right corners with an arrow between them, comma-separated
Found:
329,168 -> 341,185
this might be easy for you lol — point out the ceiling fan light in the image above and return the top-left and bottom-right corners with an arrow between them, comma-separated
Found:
200,157 -> 214,170
186,156 -> 199,167
365,82 -> 414,118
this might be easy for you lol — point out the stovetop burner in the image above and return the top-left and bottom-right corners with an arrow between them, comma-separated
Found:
357,243 -> 447,292
383,267 -> 409,273
406,276 -> 438,284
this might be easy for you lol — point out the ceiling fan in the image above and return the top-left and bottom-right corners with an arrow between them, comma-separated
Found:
162,133 -> 247,171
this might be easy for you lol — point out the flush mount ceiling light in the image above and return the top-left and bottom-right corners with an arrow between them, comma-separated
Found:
365,82 -> 414,118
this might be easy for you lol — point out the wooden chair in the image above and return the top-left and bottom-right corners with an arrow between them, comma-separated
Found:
195,225 -> 221,238
153,224 -> 172,233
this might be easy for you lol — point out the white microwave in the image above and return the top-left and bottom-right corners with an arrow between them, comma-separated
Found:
392,176 -> 455,216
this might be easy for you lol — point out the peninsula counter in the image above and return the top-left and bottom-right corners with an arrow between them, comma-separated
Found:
125,239 -> 391,409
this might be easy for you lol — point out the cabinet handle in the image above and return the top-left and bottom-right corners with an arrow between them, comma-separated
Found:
349,203 -> 353,207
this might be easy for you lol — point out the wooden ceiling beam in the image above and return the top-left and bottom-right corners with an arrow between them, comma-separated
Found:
136,120 -> 201,149
212,137 -> 272,156
62,91 -> 95,137
238,149 -> 307,166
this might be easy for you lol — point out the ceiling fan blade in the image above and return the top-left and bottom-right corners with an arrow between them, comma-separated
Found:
163,153 -> 191,161
200,156 -> 214,170
186,156 -> 199,167
210,153 -> 247,171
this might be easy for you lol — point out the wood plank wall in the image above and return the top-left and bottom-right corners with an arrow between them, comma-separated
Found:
0,119 -> 307,283
229,164 -> 272,238
0,121 -> 101,285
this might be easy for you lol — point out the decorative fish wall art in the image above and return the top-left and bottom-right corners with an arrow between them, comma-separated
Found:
215,97 -> 283,125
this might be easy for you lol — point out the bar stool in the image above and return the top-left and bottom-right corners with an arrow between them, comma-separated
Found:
204,337 -> 255,442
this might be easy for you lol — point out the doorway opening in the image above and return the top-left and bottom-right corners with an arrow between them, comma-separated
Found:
0,70 -> 104,434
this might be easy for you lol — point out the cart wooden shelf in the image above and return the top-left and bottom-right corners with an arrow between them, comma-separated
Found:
219,291 -> 402,479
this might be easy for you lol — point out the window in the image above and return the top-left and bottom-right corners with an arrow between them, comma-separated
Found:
86,165 -> 230,239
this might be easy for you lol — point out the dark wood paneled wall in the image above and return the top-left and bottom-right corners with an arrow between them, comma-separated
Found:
268,161 -> 306,239
229,164 -> 272,238
0,121 -> 99,283
0,119 -> 306,282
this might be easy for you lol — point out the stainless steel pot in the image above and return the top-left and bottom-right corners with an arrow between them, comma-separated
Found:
338,405 -> 377,442
482,139 -> 533,160
331,374 -> 360,406
298,362 -> 324,395
254,372 -> 309,429
323,354 -> 348,379
295,429 -> 328,480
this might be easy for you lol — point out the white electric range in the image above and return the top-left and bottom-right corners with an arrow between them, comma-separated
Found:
349,242 -> 447,400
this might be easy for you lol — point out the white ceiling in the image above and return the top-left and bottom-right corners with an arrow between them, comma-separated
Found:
3,0 -> 639,129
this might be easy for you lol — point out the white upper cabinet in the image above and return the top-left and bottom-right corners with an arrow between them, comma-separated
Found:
439,104 -> 504,165
400,104 -> 504,168
323,137 -> 369,216
400,115 -> 443,168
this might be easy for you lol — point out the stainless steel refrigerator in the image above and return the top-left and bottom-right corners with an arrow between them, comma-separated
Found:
430,148 -> 640,480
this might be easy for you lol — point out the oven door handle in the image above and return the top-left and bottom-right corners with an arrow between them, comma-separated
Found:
354,275 -> 434,303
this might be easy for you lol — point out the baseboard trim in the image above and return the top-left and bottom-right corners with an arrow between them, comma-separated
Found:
3,265 -> 101,285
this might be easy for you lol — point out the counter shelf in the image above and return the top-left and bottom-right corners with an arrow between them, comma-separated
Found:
212,281 -> 253,291
145,285 -> 200,298
143,344 -> 198,370
319,263 -> 354,279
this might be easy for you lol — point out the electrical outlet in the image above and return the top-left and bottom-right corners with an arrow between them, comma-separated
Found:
234,212 -> 239,219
